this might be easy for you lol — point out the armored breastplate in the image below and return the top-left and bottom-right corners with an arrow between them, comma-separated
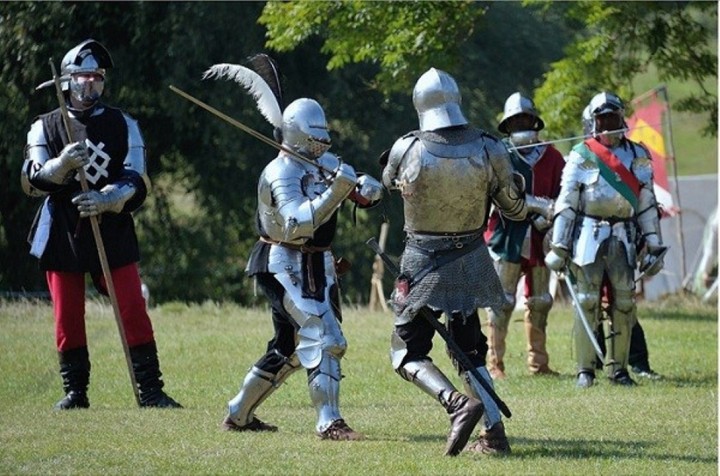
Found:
580,145 -> 637,219
397,131 -> 491,233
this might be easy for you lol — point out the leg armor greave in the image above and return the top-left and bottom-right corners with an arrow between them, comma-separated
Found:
397,359 -> 459,404
489,260 -> 522,331
308,352 -> 343,432
606,289 -> 636,374
573,293 -> 601,372
524,267 -> 554,372
462,367 -> 502,430
228,355 -> 301,426
486,261 -> 520,376
571,263 -> 603,372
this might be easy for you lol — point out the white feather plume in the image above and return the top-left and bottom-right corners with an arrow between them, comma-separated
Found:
203,63 -> 283,128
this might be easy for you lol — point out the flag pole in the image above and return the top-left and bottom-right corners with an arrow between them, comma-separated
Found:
657,85 -> 688,279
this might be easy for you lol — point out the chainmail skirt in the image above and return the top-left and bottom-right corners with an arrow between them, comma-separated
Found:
392,233 -> 507,325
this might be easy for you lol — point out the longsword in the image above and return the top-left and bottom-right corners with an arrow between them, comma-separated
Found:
169,85 -> 333,174
561,269 -> 606,365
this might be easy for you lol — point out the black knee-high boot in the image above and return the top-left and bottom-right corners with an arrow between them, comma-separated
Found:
55,346 -> 91,410
129,341 -> 182,408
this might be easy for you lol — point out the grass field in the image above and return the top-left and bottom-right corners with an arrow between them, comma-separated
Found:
0,296 -> 716,475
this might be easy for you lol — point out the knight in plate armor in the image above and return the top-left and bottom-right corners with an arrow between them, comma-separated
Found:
581,104 -> 663,381
545,92 -> 665,388
382,68 -> 548,456
484,93 -> 565,379
21,39 -> 181,410
221,96 -> 382,440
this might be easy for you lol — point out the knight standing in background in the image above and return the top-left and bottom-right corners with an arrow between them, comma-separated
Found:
484,93 -> 564,379
220,96 -> 383,440
546,92 -> 665,388
581,104 -> 663,381
21,39 -> 182,409
383,68 -> 549,456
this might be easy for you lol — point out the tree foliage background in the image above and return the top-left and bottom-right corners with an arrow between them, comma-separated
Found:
0,1 -> 715,304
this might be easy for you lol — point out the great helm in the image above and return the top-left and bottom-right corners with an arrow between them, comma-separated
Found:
588,91 -> 626,146
281,98 -> 331,160
498,92 -> 545,146
412,68 -> 468,131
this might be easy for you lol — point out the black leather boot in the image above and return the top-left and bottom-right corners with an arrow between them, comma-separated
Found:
441,391 -> 484,456
54,347 -> 91,410
129,341 -> 182,408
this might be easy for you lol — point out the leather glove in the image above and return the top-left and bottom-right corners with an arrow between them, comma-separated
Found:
545,247 -> 569,272
72,184 -> 133,217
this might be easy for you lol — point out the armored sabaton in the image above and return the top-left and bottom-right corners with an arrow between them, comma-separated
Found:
232,151 -> 354,433
551,139 -> 661,375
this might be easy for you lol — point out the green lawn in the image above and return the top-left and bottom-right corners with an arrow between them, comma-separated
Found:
0,296 -> 716,475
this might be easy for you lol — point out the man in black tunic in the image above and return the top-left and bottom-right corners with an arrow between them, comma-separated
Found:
22,39 -> 181,410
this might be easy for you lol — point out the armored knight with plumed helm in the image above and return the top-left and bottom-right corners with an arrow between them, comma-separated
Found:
204,56 -> 382,440
382,68 -> 550,456
484,92 -> 565,379
545,91 -> 666,388
21,39 -> 181,409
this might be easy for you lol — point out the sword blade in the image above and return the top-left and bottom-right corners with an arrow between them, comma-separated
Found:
168,85 -> 332,175
562,271 -> 605,364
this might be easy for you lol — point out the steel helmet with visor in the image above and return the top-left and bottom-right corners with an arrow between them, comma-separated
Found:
60,39 -> 113,111
281,98 -> 332,160
588,92 -> 626,147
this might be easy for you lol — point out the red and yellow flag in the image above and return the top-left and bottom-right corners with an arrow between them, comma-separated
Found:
626,87 -> 679,217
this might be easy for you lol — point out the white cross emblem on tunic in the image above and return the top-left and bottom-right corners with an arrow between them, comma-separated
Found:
77,140 -> 111,185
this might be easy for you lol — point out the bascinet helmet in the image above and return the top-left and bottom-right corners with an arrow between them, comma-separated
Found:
281,98 -> 331,160
498,92 -> 544,147
588,91 -> 626,146
60,39 -> 113,110
412,68 -> 468,131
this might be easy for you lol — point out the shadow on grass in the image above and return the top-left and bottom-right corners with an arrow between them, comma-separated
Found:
505,436 -> 717,464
